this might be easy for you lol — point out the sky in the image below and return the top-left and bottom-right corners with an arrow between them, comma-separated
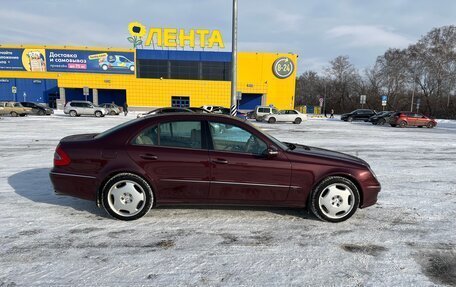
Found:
1,0 -> 455,74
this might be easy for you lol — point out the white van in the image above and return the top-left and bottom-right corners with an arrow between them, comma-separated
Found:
254,106 -> 279,121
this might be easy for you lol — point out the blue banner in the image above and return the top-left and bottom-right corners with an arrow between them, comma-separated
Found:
46,50 -> 135,74
0,49 -> 25,71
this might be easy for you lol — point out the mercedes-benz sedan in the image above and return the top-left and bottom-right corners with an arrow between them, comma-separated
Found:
50,114 -> 381,222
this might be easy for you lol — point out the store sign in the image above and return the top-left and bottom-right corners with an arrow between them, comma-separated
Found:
272,57 -> 294,79
0,48 -> 46,72
127,22 -> 224,49
46,50 -> 135,74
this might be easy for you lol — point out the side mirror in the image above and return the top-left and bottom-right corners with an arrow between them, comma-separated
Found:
263,148 -> 279,158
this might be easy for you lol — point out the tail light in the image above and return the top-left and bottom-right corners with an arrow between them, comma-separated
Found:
54,145 -> 71,166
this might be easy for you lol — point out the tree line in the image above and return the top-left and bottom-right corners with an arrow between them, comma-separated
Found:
295,25 -> 456,118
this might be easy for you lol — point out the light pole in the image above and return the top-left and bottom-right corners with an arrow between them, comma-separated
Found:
230,0 -> 238,117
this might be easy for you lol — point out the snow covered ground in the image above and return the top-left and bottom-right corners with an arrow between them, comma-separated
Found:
1,112 -> 455,286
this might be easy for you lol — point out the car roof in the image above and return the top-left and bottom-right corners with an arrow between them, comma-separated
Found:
140,112 -> 243,122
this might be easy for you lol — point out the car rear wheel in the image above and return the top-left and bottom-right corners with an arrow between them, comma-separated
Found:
399,121 -> 407,128
10,111 -> 18,117
268,117 -> 276,124
426,122 -> 435,128
38,110 -> 45,116
102,173 -> 153,221
378,118 -> 386,126
95,111 -> 102,117
310,176 -> 360,222
69,110 -> 77,117
294,117 -> 302,124
348,116 -> 353,122
109,110 -> 117,115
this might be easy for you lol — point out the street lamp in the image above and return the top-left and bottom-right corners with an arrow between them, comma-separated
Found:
230,0 -> 238,117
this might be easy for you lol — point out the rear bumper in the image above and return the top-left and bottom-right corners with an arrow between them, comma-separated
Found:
49,170 -> 97,201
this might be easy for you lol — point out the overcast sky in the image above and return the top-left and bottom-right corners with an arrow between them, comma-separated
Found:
1,0 -> 455,74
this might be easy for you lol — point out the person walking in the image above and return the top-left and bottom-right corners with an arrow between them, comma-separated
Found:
123,102 -> 128,116
330,108 -> 334,118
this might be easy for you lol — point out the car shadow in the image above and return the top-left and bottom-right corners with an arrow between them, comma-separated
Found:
8,168 -> 106,217
156,205 -> 318,221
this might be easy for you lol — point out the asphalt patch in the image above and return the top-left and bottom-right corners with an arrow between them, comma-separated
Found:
341,244 -> 388,256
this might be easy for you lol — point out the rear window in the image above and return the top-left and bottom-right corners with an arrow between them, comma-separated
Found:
258,108 -> 268,113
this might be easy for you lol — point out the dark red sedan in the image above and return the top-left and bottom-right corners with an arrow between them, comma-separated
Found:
50,114 -> 381,222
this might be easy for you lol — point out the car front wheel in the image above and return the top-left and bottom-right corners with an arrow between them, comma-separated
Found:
268,117 -> 276,124
310,176 -> 360,222
69,110 -> 77,117
102,173 -> 154,221
426,122 -> 435,128
95,111 -> 102,117
399,121 -> 407,128
10,111 -> 18,117
348,116 -> 353,122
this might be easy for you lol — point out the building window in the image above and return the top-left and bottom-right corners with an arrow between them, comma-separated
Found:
171,96 -> 190,108
201,62 -> 231,81
137,59 -> 169,79
137,59 -> 231,81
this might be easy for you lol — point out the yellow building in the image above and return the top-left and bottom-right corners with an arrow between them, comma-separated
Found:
0,45 -> 297,110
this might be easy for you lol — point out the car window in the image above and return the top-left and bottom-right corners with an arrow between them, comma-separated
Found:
289,110 -> 298,114
258,108 -> 267,113
132,125 -> 159,145
209,122 -> 267,155
160,121 -> 202,149
14,103 -> 21,107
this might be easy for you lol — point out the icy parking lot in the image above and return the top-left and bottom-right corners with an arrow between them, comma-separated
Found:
1,113 -> 455,286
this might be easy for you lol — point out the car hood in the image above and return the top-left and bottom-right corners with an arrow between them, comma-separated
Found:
284,142 -> 368,167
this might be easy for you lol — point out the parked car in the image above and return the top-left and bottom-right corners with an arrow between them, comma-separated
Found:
99,103 -> 121,115
201,105 -> 225,112
20,102 -> 54,115
254,106 -> 279,121
262,109 -> 308,124
388,112 -> 437,128
64,101 -> 108,117
246,110 -> 255,119
50,113 -> 381,222
211,107 -> 247,119
0,101 -> 31,117
341,109 -> 376,122
188,107 -> 212,113
368,111 -> 394,125
137,107 -> 194,118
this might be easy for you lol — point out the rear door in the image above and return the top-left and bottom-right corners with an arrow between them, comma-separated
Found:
207,121 -> 291,204
127,120 -> 210,202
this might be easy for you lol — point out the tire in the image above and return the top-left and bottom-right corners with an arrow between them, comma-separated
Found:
95,111 -> 102,117
268,117 -> 276,124
69,110 -> 77,117
38,110 -> 45,116
390,124 -> 396,127
399,121 -> 407,128
378,118 -> 386,126
310,176 -> 360,223
109,110 -> 117,115
426,122 -> 435,128
348,117 -> 353,122
294,117 -> 302,124
102,173 -> 154,221
10,111 -> 18,117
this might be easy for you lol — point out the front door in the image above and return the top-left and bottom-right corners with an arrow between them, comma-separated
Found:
127,120 -> 210,203
207,121 -> 291,204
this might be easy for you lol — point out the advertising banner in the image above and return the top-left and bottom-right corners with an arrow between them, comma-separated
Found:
46,50 -> 135,74
0,48 -> 47,72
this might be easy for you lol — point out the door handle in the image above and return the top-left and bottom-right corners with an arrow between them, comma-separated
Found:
140,154 -> 158,160
212,158 -> 228,164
